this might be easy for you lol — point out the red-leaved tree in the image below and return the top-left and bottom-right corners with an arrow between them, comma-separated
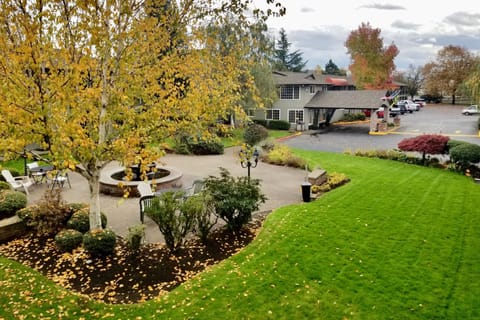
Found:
397,134 -> 450,163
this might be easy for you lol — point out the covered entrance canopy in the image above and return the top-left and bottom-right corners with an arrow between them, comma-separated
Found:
304,90 -> 390,131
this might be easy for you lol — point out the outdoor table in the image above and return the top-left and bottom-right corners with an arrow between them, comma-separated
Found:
29,165 -> 54,183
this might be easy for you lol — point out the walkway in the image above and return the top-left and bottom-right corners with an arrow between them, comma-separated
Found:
27,147 -> 308,243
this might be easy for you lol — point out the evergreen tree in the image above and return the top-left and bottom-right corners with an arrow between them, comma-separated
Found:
325,59 -> 341,75
273,28 -> 307,72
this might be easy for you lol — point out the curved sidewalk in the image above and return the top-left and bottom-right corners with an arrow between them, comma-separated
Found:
27,147 -> 308,243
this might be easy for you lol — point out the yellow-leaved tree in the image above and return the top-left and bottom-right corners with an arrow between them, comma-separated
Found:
0,0 -> 284,230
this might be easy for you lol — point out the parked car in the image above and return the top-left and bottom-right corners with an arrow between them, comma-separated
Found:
390,103 -> 407,115
420,94 -> 442,104
413,98 -> 426,107
398,100 -> 420,112
461,105 -> 480,115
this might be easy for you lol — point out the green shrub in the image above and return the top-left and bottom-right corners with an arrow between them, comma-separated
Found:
16,189 -> 70,236
55,229 -> 83,252
342,112 -> 366,122
447,139 -> 468,151
253,119 -> 268,127
312,184 -> 331,193
126,224 -> 146,252
183,192 -> 217,243
67,208 -> 107,233
204,168 -> 266,231
449,142 -> 480,172
0,190 -> 27,219
267,120 -> 290,130
0,181 -> 11,190
83,228 -> 117,256
244,123 -> 269,146
174,134 -> 224,155
326,172 -> 350,189
67,202 -> 89,214
16,205 -> 38,226
261,144 -> 307,169
145,191 -> 195,251
189,139 -> 224,155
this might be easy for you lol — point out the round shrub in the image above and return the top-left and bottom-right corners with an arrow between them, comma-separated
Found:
447,139 -> 468,152
67,209 -> 107,233
83,228 -> 117,256
55,229 -> 83,252
16,205 -> 39,227
67,202 -> 89,214
244,123 -> 268,146
0,181 -> 11,190
449,143 -> 480,167
0,190 -> 27,219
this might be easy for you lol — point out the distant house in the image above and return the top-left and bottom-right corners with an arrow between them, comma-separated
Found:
251,70 -> 404,129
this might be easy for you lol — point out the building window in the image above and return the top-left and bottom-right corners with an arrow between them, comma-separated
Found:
280,85 -> 300,100
266,109 -> 280,120
246,109 -> 255,117
309,85 -> 316,94
288,109 -> 304,123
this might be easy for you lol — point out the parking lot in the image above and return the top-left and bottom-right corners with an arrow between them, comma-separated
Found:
284,104 -> 480,152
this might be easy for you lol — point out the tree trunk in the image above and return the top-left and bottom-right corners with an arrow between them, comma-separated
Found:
452,94 -> 456,105
88,169 -> 103,230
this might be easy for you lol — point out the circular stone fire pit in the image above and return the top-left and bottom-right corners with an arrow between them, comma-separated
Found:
100,164 -> 183,197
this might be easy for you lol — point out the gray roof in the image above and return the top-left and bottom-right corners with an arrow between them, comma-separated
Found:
304,90 -> 387,109
273,71 -> 354,86
273,71 -> 320,85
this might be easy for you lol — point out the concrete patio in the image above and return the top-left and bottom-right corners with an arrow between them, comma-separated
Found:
26,147 -> 308,243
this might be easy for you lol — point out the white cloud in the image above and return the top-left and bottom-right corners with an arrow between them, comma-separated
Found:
256,0 -> 480,71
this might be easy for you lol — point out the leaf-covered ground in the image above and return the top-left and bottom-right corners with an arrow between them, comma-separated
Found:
0,214 -> 266,304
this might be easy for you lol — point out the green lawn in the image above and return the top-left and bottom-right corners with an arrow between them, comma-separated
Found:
1,150 -> 480,319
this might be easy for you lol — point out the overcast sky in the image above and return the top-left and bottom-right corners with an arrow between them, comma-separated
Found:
253,0 -> 480,72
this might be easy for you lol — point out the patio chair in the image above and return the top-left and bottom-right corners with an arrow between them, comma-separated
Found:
48,170 -> 71,189
1,169 -> 33,195
184,179 -> 204,198
139,194 -> 156,224
137,182 -> 155,223
26,161 -> 47,183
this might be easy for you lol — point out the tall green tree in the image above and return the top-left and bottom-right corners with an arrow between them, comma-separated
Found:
203,14 -> 277,123
324,59 -> 346,76
0,0 -> 282,230
422,45 -> 476,104
345,22 -> 398,89
273,28 -> 307,72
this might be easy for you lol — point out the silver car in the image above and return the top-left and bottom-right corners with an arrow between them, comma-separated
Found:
461,105 -> 480,115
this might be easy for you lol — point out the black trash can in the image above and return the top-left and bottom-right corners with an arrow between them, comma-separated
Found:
301,182 -> 311,202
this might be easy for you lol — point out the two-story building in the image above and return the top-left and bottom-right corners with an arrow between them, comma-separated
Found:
252,70 -> 403,131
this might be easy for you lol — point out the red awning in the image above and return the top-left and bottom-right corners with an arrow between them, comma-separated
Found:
326,77 -> 348,86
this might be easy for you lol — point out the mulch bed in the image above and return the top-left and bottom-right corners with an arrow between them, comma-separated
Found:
0,213 -> 268,304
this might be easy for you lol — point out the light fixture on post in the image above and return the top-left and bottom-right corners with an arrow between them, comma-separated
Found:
239,144 -> 259,182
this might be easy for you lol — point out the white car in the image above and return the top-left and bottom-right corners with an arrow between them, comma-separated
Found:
399,100 -> 420,112
461,105 -> 480,115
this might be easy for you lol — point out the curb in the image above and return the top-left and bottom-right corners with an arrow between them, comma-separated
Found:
276,132 -> 302,142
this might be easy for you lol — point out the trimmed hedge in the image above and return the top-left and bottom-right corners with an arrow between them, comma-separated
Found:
244,123 -> 268,146
83,228 -> 117,256
268,120 -> 290,130
55,229 -> 83,252
0,190 -> 27,219
67,208 -> 107,233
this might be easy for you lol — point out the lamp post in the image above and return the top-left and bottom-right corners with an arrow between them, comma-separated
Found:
239,144 -> 259,181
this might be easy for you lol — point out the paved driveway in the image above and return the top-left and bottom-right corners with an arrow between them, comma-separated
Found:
284,104 -> 480,152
